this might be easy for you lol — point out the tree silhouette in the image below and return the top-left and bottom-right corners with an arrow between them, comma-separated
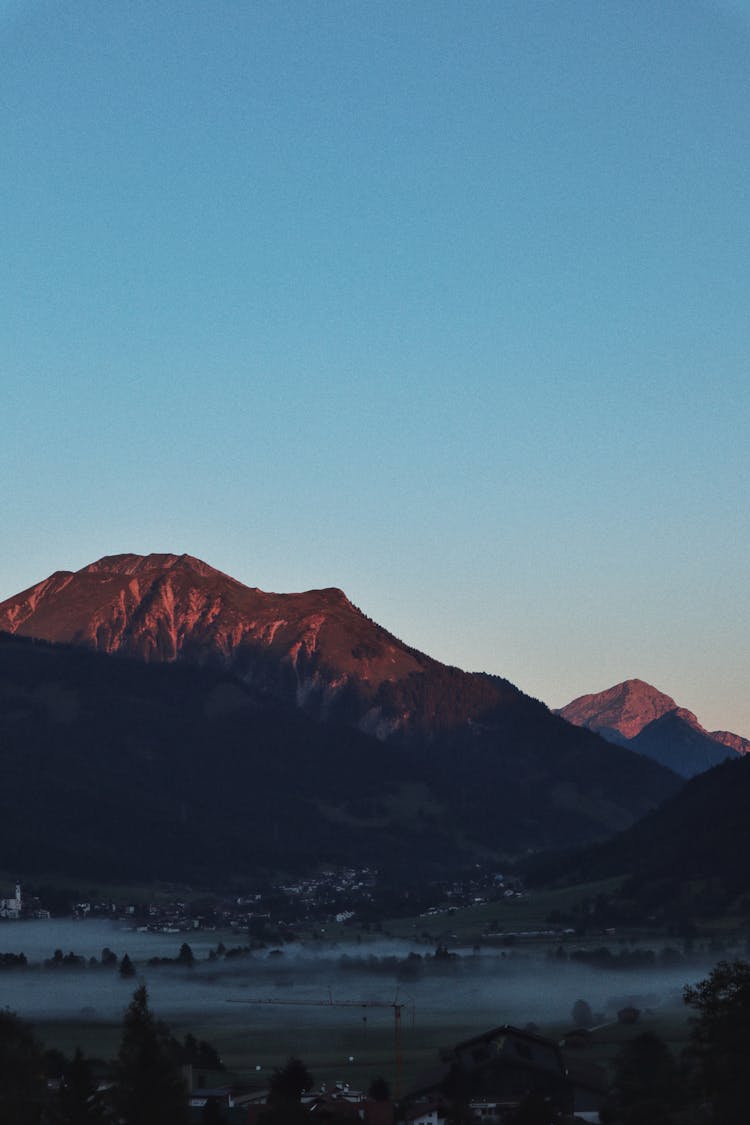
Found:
367,1075 -> 391,1101
684,958 -> 750,1124
119,953 -> 136,978
181,1032 -> 223,1071
0,1010 -> 47,1124
259,1058 -> 313,1125
112,985 -> 188,1125
268,1056 -> 313,1103
606,1031 -> 684,1125
177,942 -> 195,967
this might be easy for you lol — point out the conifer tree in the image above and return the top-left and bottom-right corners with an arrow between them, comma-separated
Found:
112,985 -> 188,1125
118,953 -> 136,978
177,942 -> 195,967
268,1056 -> 313,1103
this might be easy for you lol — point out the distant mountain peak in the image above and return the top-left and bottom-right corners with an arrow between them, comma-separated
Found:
558,678 -> 681,740
558,678 -> 748,778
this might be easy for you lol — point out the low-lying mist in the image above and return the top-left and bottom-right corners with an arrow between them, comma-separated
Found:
0,919 -> 714,1035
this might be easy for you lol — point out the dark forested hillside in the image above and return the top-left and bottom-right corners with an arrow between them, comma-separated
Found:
527,754 -> 750,919
0,632 -> 680,886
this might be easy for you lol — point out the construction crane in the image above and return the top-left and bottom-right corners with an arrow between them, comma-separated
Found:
226,991 -> 414,1096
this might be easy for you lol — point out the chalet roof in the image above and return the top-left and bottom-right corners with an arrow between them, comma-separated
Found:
405,1024 -> 567,1103
403,1100 -> 444,1121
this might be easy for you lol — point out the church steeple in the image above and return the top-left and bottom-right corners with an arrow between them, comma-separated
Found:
0,881 -> 21,919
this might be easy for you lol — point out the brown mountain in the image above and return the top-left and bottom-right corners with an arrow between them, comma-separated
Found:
557,678 -> 748,778
0,551 -> 526,739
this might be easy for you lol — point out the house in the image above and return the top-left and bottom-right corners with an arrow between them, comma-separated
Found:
403,1025 -> 573,1121
403,1099 -> 443,1125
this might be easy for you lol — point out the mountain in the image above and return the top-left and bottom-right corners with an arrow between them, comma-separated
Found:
0,555 -> 683,884
0,552 -> 516,739
557,679 -> 748,778
558,679 -> 681,742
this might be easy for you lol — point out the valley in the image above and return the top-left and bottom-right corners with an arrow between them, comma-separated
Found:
2,884 -> 746,1097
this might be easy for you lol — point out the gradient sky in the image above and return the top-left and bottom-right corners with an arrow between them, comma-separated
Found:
2,1 -> 748,735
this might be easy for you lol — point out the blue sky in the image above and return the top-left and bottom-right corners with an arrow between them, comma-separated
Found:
2,1 -> 749,735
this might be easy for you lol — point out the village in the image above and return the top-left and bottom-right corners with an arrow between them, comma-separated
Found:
0,866 -> 523,938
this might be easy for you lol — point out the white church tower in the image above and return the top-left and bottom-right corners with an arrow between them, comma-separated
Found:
0,881 -> 21,919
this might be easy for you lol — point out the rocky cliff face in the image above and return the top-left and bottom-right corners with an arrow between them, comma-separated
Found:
0,553 -> 516,738
0,552 -> 389,668
558,678 -> 748,778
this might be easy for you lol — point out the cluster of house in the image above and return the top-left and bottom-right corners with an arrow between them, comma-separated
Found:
187,1082 -> 393,1124
278,867 -> 378,904
11,863 -> 526,938
185,1025 -> 605,1124
62,867 -> 380,933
